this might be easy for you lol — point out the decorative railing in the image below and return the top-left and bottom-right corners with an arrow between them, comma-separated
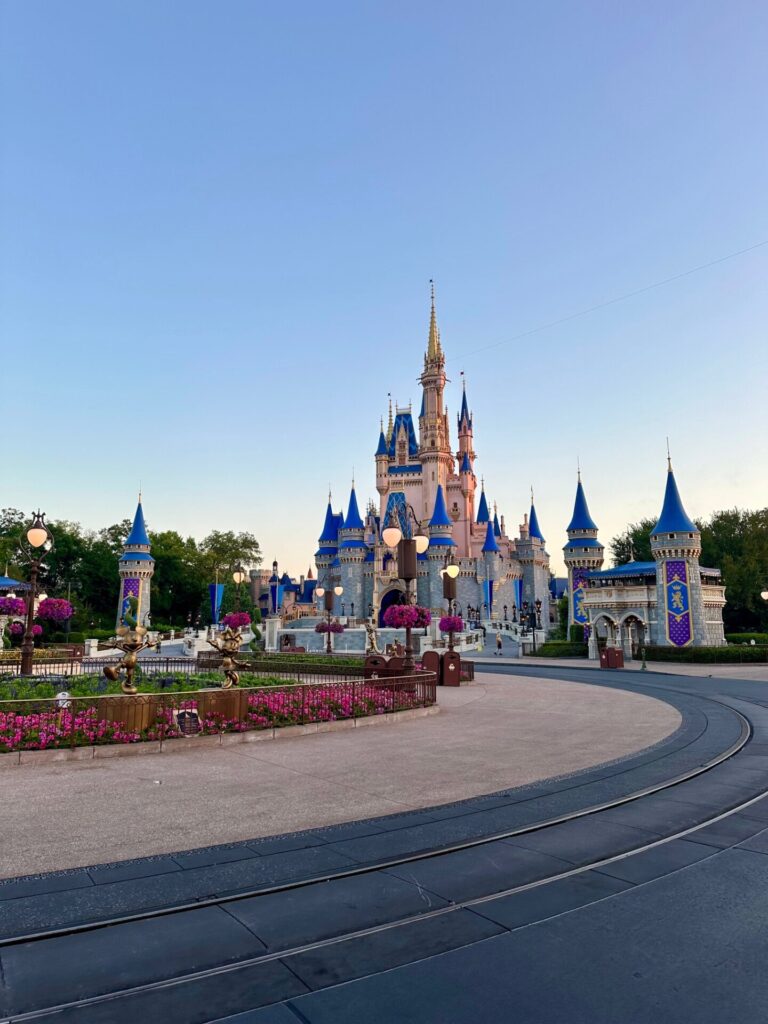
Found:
0,672 -> 437,753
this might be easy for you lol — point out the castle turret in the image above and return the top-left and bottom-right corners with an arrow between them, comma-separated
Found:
338,483 -> 367,616
650,459 -> 705,647
563,473 -> 604,628
515,492 -> 551,633
117,496 -> 154,629
425,485 -> 456,608
476,484 -> 490,525
375,419 -> 388,497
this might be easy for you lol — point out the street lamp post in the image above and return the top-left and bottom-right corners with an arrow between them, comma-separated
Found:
20,511 -> 54,676
315,578 -> 343,655
233,564 -> 246,612
382,503 -> 429,673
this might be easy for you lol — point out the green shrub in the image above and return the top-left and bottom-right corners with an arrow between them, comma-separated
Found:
725,633 -> 768,645
569,624 -> 585,643
528,641 -> 587,658
644,645 -> 768,663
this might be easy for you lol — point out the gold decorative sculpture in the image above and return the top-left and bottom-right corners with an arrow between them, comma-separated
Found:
206,626 -> 245,688
365,619 -> 382,655
103,624 -> 157,694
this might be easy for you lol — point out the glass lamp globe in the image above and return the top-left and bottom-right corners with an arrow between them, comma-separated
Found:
445,562 -> 460,579
232,567 -> 246,585
315,586 -> 325,597
761,589 -> 768,601
382,525 -> 402,548
27,517 -> 48,548
414,531 -> 429,555
334,585 -> 344,597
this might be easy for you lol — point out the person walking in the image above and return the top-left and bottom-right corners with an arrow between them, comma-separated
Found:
495,631 -> 503,657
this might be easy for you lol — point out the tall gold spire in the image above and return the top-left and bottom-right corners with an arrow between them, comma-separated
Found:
427,279 -> 441,361
386,394 -> 394,444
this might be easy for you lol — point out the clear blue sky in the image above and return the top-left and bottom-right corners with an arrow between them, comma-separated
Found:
2,1 -> 767,576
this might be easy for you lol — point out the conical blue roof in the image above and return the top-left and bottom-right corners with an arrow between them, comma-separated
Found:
529,502 -> 544,541
319,501 -> 339,543
477,490 -> 490,523
430,485 -> 452,527
567,478 -> 598,532
458,385 -> 471,429
493,512 -> 501,538
482,519 -> 499,553
653,465 -> 697,534
419,392 -> 425,419
343,486 -> 365,530
460,452 -> 471,473
375,430 -> 388,456
125,501 -> 150,547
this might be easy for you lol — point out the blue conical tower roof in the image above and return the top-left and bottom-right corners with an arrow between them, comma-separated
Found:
343,486 -> 365,530
653,463 -> 696,534
458,383 -> 471,429
430,485 -> 452,527
567,477 -> 598,532
482,519 -> 499,553
529,501 -> 544,541
375,429 -> 388,456
319,500 -> 338,543
493,512 -> 501,538
125,500 -> 150,547
477,489 -> 490,523
460,451 -> 471,473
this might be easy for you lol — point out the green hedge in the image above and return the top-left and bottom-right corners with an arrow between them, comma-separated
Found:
726,633 -> 768,645
569,625 -> 585,643
644,645 -> 768,664
528,641 -> 588,658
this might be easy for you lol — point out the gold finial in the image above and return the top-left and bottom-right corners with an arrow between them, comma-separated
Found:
666,436 -> 672,470
328,484 -> 332,504
427,279 -> 441,360
387,394 -> 394,443
481,475 -> 485,491
577,455 -> 581,482
352,468 -> 355,489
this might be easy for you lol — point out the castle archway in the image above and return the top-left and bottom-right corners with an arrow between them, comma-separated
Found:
378,586 -> 405,627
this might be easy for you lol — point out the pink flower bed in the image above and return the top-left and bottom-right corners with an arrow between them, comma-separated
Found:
0,683 -> 424,753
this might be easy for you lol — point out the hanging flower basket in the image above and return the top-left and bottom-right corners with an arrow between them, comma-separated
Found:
439,615 -> 464,634
221,611 -> 251,629
36,598 -> 74,622
0,597 -> 26,617
383,605 -> 432,629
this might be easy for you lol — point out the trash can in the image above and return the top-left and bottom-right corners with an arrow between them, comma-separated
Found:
421,650 -> 442,686
599,648 -> 610,669
442,651 -> 462,686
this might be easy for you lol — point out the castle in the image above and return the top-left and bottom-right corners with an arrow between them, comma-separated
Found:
563,464 -> 726,657
315,290 -> 552,629
116,498 -> 154,629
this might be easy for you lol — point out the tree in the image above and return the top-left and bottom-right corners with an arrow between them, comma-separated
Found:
0,508 -> 25,578
609,519 -> 655,565
198,531 -> 262,579
149,530 -> 205,626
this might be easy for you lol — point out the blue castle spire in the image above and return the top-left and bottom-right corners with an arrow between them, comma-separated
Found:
430,484 -> 452,527
460,451 -> 471,473
567,475 -> 598,532
318,498 -> 338,543
125,499 -> 150,549
476,486 -> 490,524
343,484 -> 365,530
493,511 -> 501,538
482,519 -> 499,553
458,381 -> 471,429
375,424 -> 388,456
529,496 -> 544,541
652,461 -> 697,534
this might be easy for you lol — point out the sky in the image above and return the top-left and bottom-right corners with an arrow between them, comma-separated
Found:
2,0 -> 767,577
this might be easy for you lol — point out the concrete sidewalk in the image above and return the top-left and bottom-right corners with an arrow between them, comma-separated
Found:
472,654 -> 768,681
1,673 -> 680,877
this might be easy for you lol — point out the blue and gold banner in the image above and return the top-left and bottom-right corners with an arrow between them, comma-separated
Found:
208,583 -> 225,625
571,569 -> 588,625
664,560 -> 692,647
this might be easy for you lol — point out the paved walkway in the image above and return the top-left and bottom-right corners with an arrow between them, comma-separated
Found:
1,673 -> 680,878
477,654 -> 768,680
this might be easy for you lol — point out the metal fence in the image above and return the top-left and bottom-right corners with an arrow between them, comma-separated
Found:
0,672 -> 437,753
0,656 -> 201,679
